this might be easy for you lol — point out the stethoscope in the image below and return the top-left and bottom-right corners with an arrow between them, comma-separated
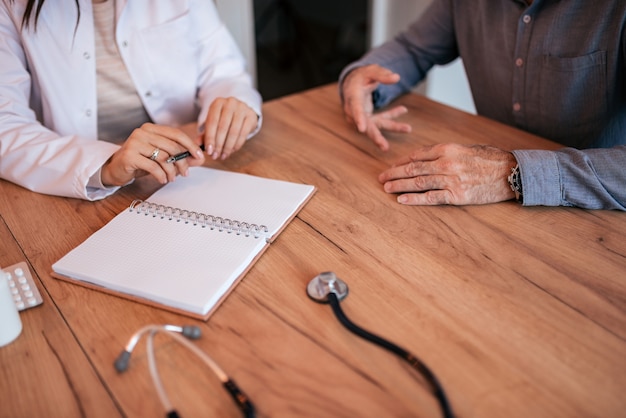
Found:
307,272 -> 454,418
114,324 -> 254,418
116,272 -> 454,418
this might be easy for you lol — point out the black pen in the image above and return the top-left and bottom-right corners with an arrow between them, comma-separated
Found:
167,144 -> 205,163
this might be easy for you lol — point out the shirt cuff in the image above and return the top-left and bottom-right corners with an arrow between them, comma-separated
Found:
511,150 -> 562,207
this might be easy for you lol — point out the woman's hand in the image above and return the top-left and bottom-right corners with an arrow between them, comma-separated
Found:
201,97 -> 258,160
101,123 -> 205,187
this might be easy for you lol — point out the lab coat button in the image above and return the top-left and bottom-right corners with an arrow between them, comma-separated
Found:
83,52 -> 90,59
85,109 -> 92,117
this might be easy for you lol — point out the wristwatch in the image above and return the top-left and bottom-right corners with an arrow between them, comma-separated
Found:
507,164 -> 523,203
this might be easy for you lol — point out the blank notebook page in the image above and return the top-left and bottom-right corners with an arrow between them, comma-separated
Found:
52,167 -> 315,316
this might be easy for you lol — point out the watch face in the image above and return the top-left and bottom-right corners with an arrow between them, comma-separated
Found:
508,165 -> 523,202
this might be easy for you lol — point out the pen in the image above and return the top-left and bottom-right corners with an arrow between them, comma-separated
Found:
167,144 -> 205,163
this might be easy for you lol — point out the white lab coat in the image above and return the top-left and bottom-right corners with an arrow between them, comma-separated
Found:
0,0 -> 262,200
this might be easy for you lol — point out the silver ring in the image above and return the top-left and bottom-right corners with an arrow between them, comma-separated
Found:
149,148 -> 160,161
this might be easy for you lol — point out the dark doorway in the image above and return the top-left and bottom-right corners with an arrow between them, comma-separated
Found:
254,0 -> 368,100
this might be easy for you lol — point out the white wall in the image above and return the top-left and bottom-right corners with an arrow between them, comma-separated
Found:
214,0 -> 257,87
425,59 -> 475,114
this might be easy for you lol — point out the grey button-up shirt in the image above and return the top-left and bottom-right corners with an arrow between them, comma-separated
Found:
341,0 -> 626,210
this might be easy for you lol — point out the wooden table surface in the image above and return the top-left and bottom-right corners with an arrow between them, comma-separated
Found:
1,83 -> 625,418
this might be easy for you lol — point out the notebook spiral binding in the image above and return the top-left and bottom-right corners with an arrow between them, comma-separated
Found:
129,200 -> 269,239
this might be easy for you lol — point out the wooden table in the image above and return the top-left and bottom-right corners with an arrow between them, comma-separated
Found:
1,83 -> 625,418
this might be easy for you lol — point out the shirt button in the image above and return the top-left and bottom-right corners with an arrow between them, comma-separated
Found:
83,52 -> 90,59
85,109 -> 92,117
513,103 -> 521,112
145,91 -> 152,97
122,41 -> 128,47
523,15 -> 531,24
515,58 -> 524,67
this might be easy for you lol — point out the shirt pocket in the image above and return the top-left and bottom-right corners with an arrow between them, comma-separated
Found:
538,51 -> 607,144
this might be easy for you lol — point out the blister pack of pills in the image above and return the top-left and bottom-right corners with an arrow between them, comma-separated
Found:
2,261 -> 43,311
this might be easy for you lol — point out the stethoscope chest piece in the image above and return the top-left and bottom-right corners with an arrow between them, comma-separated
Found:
307,271 -> 349,303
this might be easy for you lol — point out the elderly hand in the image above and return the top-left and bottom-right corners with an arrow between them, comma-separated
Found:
341,64 -> 412,151
201,97 -> 258,160
379,143 -> 518,205
101,123 -> 205,187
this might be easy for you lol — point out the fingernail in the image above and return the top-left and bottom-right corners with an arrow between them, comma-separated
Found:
207,144 -> 214,155
212,151 -> 219,160
398,195 -> 408,204
196,149 -> 203,157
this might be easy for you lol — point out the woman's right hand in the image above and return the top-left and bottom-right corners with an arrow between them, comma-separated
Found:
101,123 -> 205,187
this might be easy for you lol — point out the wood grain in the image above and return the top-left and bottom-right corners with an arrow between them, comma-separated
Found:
0,83 -> 624,417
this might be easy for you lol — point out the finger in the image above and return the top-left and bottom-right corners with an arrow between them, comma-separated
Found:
397,190 -> 454,206
222,108 -> 259,159
343,73 -> 377,133
220,109 -> 245,160
139,140 -> 183,180
379,158 -> 436,183
345,93 -> 370,133
382,174 -> 451,194
369,66 -> 401,85
142,147 -> 178,182
374,117 -> 412,134
360,64 -> 401,86
132,151 -> 169,185
389,144 -> 443,169
365,121 -> 390,151
136,139 -> 186,180
212,107 -> 234,160
376,105 -> 409,120
203,101 -> 224,159
139,123 -> 203,161
133,133 -> 200,178
172,156 -> 192,176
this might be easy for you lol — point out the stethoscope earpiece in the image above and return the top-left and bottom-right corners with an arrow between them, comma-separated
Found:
114,325 -> 201,373
181,325 -> 202,339
115,324 -> 254,417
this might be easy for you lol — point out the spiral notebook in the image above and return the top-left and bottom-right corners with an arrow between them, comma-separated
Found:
51,167 -> 315,320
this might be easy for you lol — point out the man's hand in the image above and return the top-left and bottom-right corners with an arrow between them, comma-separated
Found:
378,143 -> 517,205
341,64 -> 411,151
101,123 -> 205,187
201,97 -> 258,160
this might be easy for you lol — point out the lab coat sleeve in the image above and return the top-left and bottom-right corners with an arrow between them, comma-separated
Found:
0,2 -> 121,200
190,0 -> 263,138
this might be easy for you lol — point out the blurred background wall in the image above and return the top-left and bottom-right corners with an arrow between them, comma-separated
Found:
215,0 -> 475,113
